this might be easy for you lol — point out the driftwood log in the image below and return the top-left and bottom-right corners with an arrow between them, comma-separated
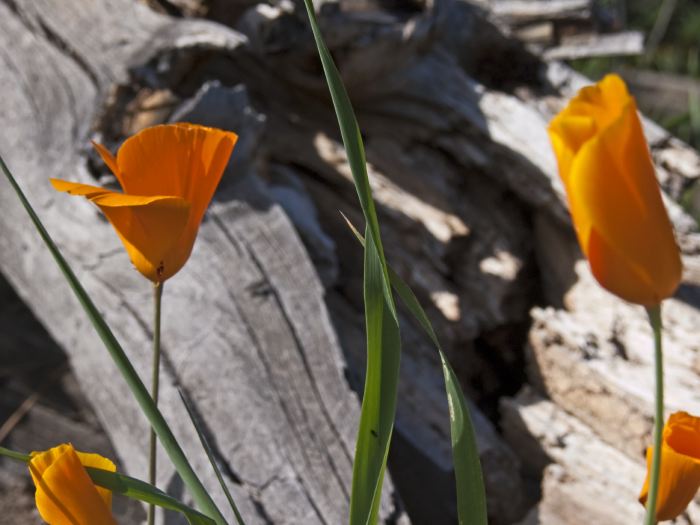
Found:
2,1 -> 700,525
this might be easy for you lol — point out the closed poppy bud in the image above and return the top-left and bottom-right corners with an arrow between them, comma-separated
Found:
29,443 -> 117,525
548,74 -> 682,305
639,412 -> 700,521
51,123 -> 238,282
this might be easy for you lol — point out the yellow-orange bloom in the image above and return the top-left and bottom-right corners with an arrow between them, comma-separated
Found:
639,411 -> 700,521
29,443 -> 117,525
548,74 -> 681,305
51,123 -> 238,282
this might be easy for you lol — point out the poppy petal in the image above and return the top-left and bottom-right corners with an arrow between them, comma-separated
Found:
115,123 -> 237,215
587,227 -> 657,305
29,444 -> 116,525
50,178 -> 112,199
74,451 -> 117,510
566,100 -> 680,304
639,445 -> 700,521
89,191 -> 191,282
53,123 -> 237,283
91,141 -> 126,189
547,73 -> 682,305
639,412 -> 700,521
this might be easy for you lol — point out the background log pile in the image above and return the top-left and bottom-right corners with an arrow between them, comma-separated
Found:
1,0 -> 699,524
474,0 -> 644,60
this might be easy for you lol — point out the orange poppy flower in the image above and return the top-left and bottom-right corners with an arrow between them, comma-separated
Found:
548,74 -> 681,305
639,412 -> 700,521
51,123 -> 238,282
29,443 -> 117,525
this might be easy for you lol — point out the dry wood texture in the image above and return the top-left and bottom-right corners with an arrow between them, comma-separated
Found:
2,1 -> 700,524
0,1 -> 394,523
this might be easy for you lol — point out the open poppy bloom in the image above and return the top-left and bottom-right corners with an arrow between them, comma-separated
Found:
548,74 -> 681,305
639,412 -> 700,521
51,123 -> 238,282
29,443 -> 117,525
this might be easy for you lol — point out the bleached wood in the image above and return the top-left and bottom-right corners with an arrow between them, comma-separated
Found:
503,389 -> 700,525
3,0 -> 700,524
0,1 -> 397,523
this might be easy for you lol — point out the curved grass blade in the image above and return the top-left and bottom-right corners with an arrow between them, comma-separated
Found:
0,155 -> 227,525
300,3 -> 401,523
0,447 -> 215,525
300,0 -> 396,319
88,469 -> 216,525
343,215 -> 488,525
179,390 -> 246,525
437,352 -> 487,525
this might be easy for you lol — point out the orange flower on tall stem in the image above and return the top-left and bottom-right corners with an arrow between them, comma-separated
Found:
51,122 -> 237,524
547,74 -> 681,306
548,74 -> 684,525
51,123 -> 238,282
640,412 -> 700,521
29,443 -> 117,525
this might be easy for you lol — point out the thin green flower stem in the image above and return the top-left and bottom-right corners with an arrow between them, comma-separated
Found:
148,281 -> 164,525
644,303 -> 664,525
0,447 -> 30,462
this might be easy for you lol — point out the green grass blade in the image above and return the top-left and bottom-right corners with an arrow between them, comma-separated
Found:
301,0 -> 396,321
87,469 -> 216,525
300,3 -> 401,523
0,447 -> 215,525
343,215 -> 488,525
437,352 -> 488,525
0,155 -> 227,525
355,225 -> 401,524
179,390 -> 246,525
390,268 -> 487,524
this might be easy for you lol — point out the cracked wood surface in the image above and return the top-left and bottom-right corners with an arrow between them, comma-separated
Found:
503,388 -> 700,525
501,61 -> 700,525
0,0 -> 401,523
4,0 -> 700,523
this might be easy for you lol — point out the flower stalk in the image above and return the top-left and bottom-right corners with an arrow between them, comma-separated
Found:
148,280 -> 164,525
644,304 -> 664,525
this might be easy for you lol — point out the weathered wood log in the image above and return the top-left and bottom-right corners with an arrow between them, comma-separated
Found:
0,1 -> 402,523
0,1 -> 529,524
246,5 -> 700,524
477,0 -> 642,59
502,388 -> 700,525
515,62 -> 700,465
0,274 -> 144,523
543,31 -> 644,60
513,59 -> 700,524
329,3 -> 700,520
486,0 -> 592,25
4,0 -> 700,524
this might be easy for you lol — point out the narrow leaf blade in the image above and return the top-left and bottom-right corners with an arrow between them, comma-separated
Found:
87,468 -> 217,525
344,216 -> 488,525
349,226 -> 401,525
300,0 -> 396,320
300,4 -> 402,524
179,390 -> 246,525
0,155 -> 226,524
